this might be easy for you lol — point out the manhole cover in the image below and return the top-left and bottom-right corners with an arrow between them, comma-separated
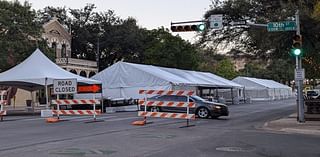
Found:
216,146 -> 254,152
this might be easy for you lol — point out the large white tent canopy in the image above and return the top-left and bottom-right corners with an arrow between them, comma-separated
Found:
0,49 -> 100,91
232,76 -> 293,100
91,61 -> 242,99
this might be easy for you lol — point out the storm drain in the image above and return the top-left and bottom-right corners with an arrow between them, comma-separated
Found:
216,146 -> 255,152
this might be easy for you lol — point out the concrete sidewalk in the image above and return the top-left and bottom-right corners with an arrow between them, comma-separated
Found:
263,113 -> 320,136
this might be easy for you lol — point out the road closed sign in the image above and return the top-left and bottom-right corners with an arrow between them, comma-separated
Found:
53,79 -> 77,94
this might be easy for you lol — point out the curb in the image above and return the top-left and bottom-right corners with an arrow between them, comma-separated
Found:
263,118 -> 320,136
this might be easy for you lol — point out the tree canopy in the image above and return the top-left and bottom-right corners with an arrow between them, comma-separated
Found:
198,0 -> 320,81
36,4 -> 200,71
0,0 -> 51,72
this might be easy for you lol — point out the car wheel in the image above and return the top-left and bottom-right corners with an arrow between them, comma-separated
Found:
197,107 -> 210,118
150,106 -> 160,112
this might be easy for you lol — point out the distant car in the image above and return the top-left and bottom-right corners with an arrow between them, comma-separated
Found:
306,90 -> 320,99
141,95 -> 229,119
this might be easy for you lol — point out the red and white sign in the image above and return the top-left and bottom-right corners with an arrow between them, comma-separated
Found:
138,100 -> 195,108
52,110 -> 101,115
139,90 -> 195,96
51,99 -> 100,105
138,111 -> 195,120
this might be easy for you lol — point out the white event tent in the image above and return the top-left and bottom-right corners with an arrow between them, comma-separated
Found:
0,49 -> 101,107
91,61 -> 243,100
232,76 -> 293,101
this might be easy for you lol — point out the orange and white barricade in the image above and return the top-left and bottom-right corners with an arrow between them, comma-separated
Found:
0,91 -> 7,121
134,89 -> 196,127
51,99 -> 101,120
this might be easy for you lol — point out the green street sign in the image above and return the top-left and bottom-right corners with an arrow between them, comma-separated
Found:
267,21 -> 296,32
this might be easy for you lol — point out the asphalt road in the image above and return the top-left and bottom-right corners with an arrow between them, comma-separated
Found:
0,98 -> 319,157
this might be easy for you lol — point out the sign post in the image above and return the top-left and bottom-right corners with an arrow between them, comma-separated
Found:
295,10 -> 305,123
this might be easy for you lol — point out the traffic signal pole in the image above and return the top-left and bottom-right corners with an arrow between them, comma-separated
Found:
295,10 -> 305,123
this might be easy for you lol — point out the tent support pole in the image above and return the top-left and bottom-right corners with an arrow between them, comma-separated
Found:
45,77 -> 49,110
30,91 -> 34,114
243,87 -> 246,103
101,92 -> 104,113
231,88 -> 234,105
216,88 -> 218,99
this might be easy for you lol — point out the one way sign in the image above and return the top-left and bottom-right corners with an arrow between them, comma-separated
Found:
77,84 -> 102,93
228,20 -> 247,26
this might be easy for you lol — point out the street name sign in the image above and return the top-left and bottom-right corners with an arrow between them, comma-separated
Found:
267,21 -> 296,32
53,79 -> 77,94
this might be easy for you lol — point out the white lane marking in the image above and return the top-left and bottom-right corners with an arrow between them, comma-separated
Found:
11,115 -> 117,122
73,116 -> 139,122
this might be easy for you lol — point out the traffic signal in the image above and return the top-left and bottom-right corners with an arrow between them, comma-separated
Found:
291,34 -> 303,56
171,24 -> 206,32
292,34 -> 302,49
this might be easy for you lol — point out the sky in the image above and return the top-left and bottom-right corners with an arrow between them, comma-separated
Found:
17,0 -> 213,42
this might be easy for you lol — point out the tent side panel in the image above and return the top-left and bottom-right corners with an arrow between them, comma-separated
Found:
104,85 -> 172,100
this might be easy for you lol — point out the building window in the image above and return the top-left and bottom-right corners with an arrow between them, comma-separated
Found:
61,44 -> 67,58
51,42 -> 57,57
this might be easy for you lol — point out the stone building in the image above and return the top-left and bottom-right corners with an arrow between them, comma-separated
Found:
42,17 -> 98,77
3,18 -> 98,108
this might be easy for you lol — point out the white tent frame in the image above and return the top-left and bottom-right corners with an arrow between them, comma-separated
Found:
0,49 -> 101,109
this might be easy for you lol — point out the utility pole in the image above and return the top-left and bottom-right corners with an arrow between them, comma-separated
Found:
295,10 -> 305,123
96,24 -> 101,72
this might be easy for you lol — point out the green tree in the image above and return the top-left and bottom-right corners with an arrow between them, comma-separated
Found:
143,28 -> 199,70
36,6 -> 68,25
266,59 -> 294,84
214,58 -> 238,79
199,0 -> 320,80
239,61 -> 269,78
312,1 -> 320,21
0,0 -> 51,72
36,4 -> 200,71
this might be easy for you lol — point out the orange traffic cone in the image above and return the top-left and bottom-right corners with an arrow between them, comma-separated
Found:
46,117 -> 60,123
131,116 -> 146,126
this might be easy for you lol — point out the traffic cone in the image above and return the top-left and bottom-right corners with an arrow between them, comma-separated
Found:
131,116 -> 146,126
46,117 -> 60,123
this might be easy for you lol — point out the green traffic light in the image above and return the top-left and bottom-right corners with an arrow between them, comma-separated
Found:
197,24 -> 205,31
293,49 -> 301,56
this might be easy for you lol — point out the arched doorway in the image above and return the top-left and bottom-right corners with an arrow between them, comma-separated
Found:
80,71 -> 87,77
51,42 -> 57,57
61,44 -> 67,58
70,69 -> 77,75
89,71 -> 96,78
